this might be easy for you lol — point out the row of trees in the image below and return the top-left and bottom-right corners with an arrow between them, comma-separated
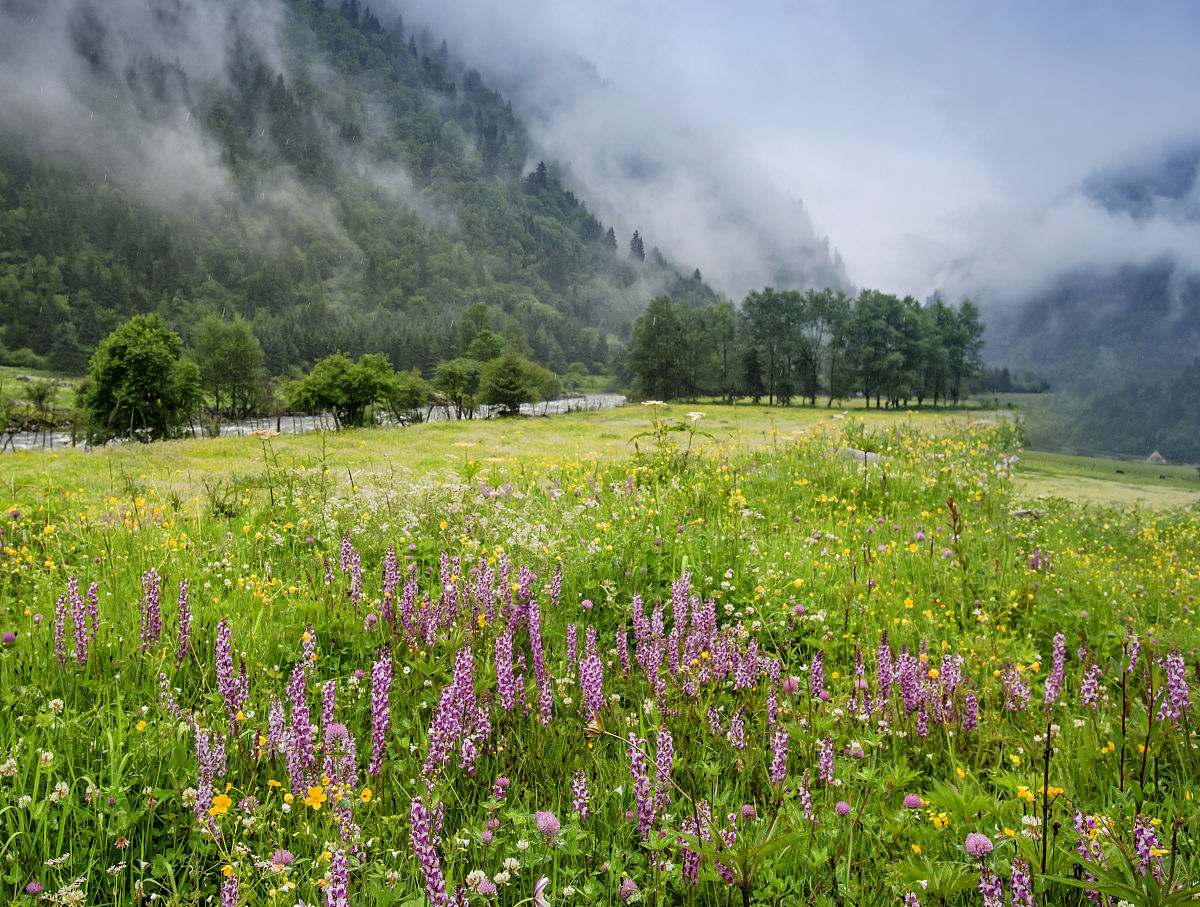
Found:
77,315 -> 561,443
627,288 -> 985,407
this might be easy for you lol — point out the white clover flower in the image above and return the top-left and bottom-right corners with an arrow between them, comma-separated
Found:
515,839 -> 530,851
48,699 -> 64,715
503,857 -> 520,873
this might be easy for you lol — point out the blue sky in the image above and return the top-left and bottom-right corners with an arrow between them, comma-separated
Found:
397,0 -> 1200,301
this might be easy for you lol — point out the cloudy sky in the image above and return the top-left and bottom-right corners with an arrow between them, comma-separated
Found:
396,0 -> 1200,301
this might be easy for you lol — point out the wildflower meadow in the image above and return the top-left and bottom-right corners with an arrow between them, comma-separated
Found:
0,405 -> 1196,906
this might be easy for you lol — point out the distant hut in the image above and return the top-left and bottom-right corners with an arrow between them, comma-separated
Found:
1147,450 -> 1167,464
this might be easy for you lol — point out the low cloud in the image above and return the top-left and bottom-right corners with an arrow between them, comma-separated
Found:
0,0 -> 290,208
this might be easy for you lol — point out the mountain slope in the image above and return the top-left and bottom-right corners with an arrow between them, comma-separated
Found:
0,0 -> 720,376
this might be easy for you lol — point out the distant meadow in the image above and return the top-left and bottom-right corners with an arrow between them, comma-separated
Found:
0,404 -> 1196,906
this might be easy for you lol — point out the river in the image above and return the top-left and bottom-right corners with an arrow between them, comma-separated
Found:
1,393 -> 627,452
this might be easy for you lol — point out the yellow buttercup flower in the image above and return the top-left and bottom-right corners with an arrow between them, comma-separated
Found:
304,786 -> 327,810
209,794 -> 232,817
360,787 -> 372,803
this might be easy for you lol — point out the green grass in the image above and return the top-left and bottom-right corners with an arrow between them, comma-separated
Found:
0,403 -> 1197,907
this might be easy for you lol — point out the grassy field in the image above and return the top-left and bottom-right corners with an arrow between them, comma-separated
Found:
0,402 -> 1196,907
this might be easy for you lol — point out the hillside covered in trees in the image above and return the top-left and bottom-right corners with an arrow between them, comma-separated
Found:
0,0 -> 719,380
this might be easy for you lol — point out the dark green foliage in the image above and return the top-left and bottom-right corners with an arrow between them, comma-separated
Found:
627,287 -> 986,407
629,230 -> 645,262
478,354 -> 557,415
288,351 -> 405,428
80,314 -> 201,443
434,357 -> 482,419
190,314 -> 266,418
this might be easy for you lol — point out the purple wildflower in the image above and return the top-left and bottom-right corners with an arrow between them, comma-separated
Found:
176,580 -> 191,667
325,848 -> 349,907
410,796 -> 450,907
565,623 -> 578,667
424,646 -> 490,777
221,873 -> 238,907
265,696 -> 287,758
1133,816 -> 1166,880
1044,632 -> 1066,712
902,794 -> 923,809
1080,663 -> 1103,710
53,594 -> 68,669
817,734 -> 834,785
965,832 -> 993,858
579,647 -> 605,721
877,630 -> 894,701
194,727 -> 227,839
654,726 -> 674,815
1126,635 -> 1140,674
811,650 -> 825,699
977,867 -> 1004,907
67,576 -> 88,665
629,733 -> 656,842
140,568 -> 161,652
835,800 -> 851,816
272,848 -> 294,867
535,810 -> 561,842
618,879 -> 639,902
707,706 -> 723,737
25,882 -> 44,896
321,680 -> 337,731
904,895 -> 920,907
572,768 -> 590,819
769,726 -> 789,786
322,722 -> 357,793
494,620 -> 517,711
1009,858 -> 1034,907
1002,665 -> 1031,711
726,707 -> 746,750
286,665 -> 316,793
215,618 -> 247,736
1157,649 -> 1190,722
369,649 -> 391,775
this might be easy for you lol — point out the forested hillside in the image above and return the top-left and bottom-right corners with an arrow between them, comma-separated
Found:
0,0 -> 718,378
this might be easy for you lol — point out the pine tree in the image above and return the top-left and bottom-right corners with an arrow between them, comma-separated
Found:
629,230 -> 645,262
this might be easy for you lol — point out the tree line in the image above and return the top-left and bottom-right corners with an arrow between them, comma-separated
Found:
627,288 -> 985,407
75,314 -> 563,444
